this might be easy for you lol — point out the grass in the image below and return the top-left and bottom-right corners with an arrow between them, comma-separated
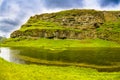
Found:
1,39 -> 120,80
1,38 -> 120,49
0,58 -> 120,80
20,20 -> 82,32
97,19 -> 120,33
20,20 -> 63,31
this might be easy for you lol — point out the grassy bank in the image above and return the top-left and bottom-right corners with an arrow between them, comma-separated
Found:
0,58 -> 120,80
1,38 -> 120,49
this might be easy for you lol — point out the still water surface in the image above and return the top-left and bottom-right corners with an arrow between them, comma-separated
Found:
0,47 -> 120,71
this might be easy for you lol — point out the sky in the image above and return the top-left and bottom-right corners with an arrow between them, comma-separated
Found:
0,0 -> 120,37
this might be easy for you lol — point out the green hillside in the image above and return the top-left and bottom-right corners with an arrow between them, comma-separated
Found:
10,9 -> 120,43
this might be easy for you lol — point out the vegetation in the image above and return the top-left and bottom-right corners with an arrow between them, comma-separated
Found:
10,9 -> 120,43
1,9 -> 120,80
98,20 -> 120,33
20,20 -> 63,31
0,58 -> 120,80
1,38 -> 120,49
97,19 -> 120,43
0,36 -> 7,44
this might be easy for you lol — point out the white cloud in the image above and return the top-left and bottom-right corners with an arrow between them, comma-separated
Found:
0,0 -> 3,6
83,0 -> 101,10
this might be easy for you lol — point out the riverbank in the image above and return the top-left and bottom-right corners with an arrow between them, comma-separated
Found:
0,58 -> 120,80
1,39 -> 120,80
1,38 -> 120,49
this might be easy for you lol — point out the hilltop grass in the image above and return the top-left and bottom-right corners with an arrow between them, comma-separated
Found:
1,38 -> 120,49
0,58 -> 120,80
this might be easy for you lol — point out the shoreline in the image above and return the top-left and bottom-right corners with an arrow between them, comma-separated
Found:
1,38 -> 120,50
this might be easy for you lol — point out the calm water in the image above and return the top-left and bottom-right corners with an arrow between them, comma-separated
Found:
0,47 -> 120,72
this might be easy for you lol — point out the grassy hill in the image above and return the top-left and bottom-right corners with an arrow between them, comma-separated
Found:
10,9 -> 120,43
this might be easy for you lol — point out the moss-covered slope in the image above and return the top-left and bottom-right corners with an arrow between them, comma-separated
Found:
10,9 -> 120,42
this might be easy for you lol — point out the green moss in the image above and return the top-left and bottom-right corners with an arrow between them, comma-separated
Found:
96,19 -> 120,43
0,58 -> 120,80
20,20 -> 62,31
97,19 -> 120,33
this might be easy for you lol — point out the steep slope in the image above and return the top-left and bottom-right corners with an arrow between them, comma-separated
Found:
10,9 -> 120,42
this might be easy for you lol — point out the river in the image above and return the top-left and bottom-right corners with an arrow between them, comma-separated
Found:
0,47 -> 120,72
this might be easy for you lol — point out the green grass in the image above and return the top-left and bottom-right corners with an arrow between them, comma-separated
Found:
20,20 -> 82,32
1,38 -> 120,80
0,58 -> 120,80
20,20 -> 63,31
1,38 -> 120,49
97,19 -> 120,33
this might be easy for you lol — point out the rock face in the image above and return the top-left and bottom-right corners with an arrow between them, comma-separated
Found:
11,29 -> 97,39
10,9 -> 120,42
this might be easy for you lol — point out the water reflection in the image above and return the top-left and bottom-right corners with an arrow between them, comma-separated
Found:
14,47 -> 120,66
0,47 -> 25,64
0,47 -> 120,72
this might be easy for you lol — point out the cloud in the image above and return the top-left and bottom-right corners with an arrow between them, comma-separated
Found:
43,0 -> 83,9
83,0 -> 101,9
0,0 -> 120,37
0,18 -> 20,31
99,0 -> 120,7
0,0 -> 3,7
0,0 -> 44,37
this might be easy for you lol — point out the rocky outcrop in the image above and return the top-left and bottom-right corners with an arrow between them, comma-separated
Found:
11,29 -> 97,39
27,9 -> 105,29
10,9 -> 120,42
